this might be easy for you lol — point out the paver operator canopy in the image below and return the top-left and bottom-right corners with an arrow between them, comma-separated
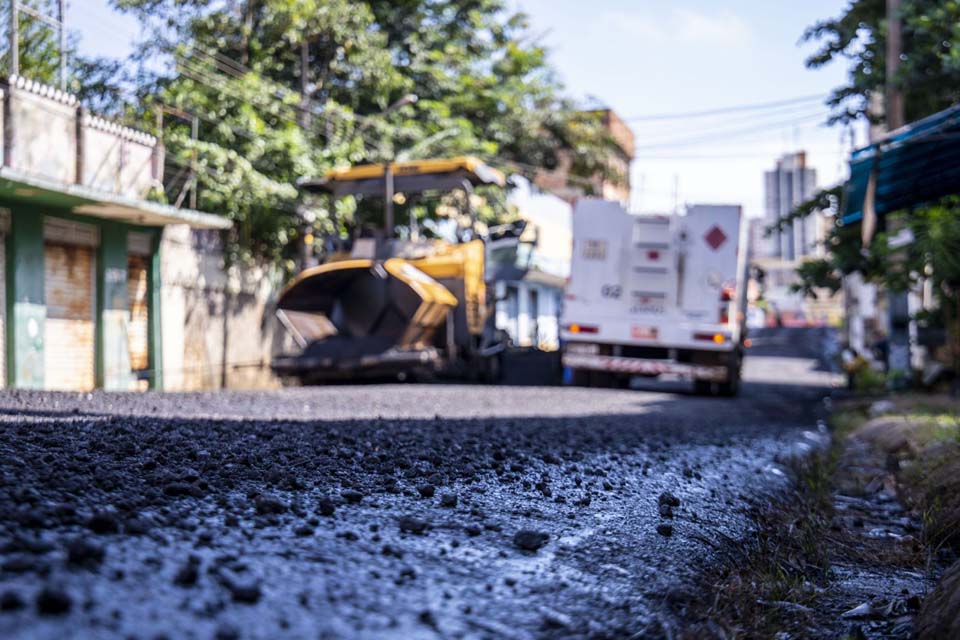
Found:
299,156 -> 506,199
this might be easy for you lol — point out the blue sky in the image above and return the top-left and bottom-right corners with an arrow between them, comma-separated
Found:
75,0 -> 861,218
512,0 -> 861,216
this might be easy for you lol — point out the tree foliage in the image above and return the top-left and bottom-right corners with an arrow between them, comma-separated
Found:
99,0 -> 617,268
803,0 -> 960,126
793,0 -> 960,328
0,0 -> 66,83
766,186 -> 843,236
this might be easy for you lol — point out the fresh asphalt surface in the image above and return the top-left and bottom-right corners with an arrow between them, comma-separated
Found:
0,328 -> 841,639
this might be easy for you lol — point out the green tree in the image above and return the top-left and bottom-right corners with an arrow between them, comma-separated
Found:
804,0 -> 960,126
792,1 -> 960,371
102,0 -> 616,268
0,1 -> 65,82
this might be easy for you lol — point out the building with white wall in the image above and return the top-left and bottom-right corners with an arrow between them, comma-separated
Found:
495,178 -> 573,350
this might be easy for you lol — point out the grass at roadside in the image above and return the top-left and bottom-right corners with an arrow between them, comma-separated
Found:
677,441 -> 840,637
679,395 -> 959,639
841,396 -> 960,639
847,398 -> 960,554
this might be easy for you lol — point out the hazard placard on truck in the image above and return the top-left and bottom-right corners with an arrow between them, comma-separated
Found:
561,199 -> 748,395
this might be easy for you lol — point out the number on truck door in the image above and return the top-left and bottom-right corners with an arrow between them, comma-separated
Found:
601,285 -> 622,299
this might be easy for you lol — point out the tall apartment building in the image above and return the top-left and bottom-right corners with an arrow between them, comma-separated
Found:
763,152 -> 819,260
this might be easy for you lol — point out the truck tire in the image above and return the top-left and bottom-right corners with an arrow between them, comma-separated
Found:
590,371 -> 616,388
716,372 -> 740,397
717,353 -> 743,397
693,380 -> 713,395
571,369 -> 592,387
483,353 -> 503,384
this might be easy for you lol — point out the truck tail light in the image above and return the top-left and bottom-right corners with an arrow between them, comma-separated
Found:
719,309 -> 729,324
567,323 -> 599,335
694,332 -> 727,344
720,286 -> 735,302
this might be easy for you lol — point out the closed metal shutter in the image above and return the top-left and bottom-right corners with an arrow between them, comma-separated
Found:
0,230 -> 5,388
0,209 -> 9,387
44,219 -> 98,391
127,253 -> 150,390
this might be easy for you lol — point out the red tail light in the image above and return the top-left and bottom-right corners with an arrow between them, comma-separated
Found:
720,286 -> 735,302
567,323 -> 599,335
694,332 -> 727,344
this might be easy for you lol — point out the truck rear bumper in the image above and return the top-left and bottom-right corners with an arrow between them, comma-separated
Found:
562,353 -> 729,381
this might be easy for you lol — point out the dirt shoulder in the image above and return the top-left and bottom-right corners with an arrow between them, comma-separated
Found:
678,393 -> 959,639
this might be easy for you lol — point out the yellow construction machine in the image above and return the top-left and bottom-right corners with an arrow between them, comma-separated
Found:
271,157 -> 521,383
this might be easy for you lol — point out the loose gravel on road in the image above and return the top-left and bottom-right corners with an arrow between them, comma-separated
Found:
0,328 -> 839,639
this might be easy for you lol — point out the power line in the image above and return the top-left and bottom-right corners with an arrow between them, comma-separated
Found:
69,15 -> 384,152
633,103 -> 830,146
632,150 -> 844,160
633,111 -> 828,151
71,9 -> 841,211
629,98 -> 824,133
173,53 -> 387,153
623,93 -> 825,122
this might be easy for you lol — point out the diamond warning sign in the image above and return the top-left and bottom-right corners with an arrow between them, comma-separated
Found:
704,225 -> 728,251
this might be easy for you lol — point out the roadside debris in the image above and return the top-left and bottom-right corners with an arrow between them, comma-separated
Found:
35,586 -> 71,616
513,530 -> 550,552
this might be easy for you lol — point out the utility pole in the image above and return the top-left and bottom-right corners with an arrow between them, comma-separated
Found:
672,175 -> 679,215
296,39 -> 313,269
57,0 -> 65,88
885,0 -> 905,131
9,1 -> 17,76
354,94 -> 417,240
885,0 -> 911,387
189,115 -> 199,209
384,162 -> 395,237
7,1 -> 68,88
297,41 -> 311,130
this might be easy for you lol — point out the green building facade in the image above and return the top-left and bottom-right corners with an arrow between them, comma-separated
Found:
0,76 -> 230,392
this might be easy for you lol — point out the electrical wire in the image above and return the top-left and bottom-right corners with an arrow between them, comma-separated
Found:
629,101 -> 833,145
632,149 -> 844,160
623,93 -> 826,121
70,8 -> 846,213
633,111 -> 829,151
70,14 -> 384,153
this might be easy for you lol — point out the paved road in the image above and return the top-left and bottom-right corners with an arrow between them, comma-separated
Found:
0,327 -> 840,639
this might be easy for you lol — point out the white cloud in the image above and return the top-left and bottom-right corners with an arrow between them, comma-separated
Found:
600,7 -> 750,47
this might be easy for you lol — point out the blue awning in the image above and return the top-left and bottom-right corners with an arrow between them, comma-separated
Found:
843,103 -> 960,224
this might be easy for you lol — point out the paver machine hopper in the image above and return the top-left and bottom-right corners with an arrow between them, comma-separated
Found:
271,157 -> 516,383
